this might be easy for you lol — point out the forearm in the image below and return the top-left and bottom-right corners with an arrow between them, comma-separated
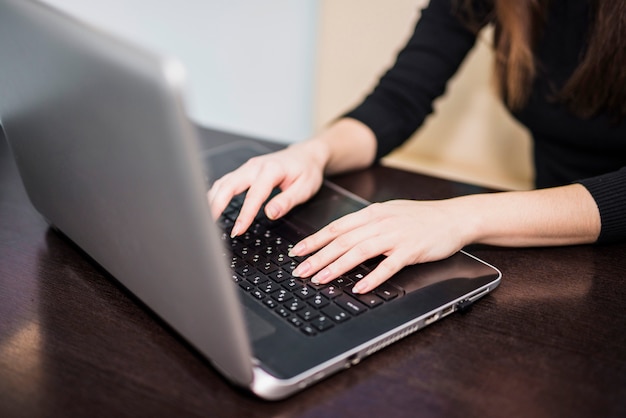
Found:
458,183 -> 601,247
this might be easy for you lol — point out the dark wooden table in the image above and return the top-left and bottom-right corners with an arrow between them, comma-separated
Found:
1,127 -> 625,418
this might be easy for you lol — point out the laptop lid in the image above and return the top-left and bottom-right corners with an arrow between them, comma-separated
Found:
0,0 -> 255,387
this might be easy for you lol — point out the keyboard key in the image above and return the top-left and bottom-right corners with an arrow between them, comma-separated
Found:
235,264 -> 254,277
355,293 -> 384,308
374,283 -> 400,301
308,280 -> 327,290
322,304 -> 350,323
238,281 -> 254,292
270,252 -> 290,265
321,285 -> 343,299
344,266 -> 368,282
260,245 -> 275,257
294,285 -> 315,299
282,278 -> 300,290
250,238 -> 264,250
347,289 -> 384,308
246,274 -> 268,286
269,269 -> 289,283
260,281 -> 281,294
275,307 -> 290,317
283,260 -> 298,272
237,246 -> 253,257
272,289 -> 293,303
309,294 -> 330,309
310,315 -> 334,331
263,298 -> 278,309
297,307 -> 320,322
239,231 -> 254,243
285,298 -> 306,312
258,261 -> 278,275
276,241 -> 293,255
229,256 -> 240,268
300,324 -> 318,336
335,294 -> 368,315
247,253 -> 263,265
331,276 -> 353,288
288,316 -> 304,327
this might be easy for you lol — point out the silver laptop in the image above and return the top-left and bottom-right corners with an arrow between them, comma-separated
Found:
0,0 -> 501,400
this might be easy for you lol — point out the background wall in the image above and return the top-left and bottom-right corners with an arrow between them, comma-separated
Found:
42,0 -> 318,144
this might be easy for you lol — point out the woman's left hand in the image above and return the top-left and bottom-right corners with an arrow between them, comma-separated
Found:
289,199 -> 473,294
289,184 -> 603,294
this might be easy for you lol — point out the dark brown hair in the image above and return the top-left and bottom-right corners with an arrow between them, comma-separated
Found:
459,0 -> 626,119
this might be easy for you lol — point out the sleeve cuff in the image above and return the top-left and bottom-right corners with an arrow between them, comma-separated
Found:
578,167 -> 626,244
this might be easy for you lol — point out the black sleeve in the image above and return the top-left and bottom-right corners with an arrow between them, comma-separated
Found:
344,0 -> 486,160
578,167 -> 626,244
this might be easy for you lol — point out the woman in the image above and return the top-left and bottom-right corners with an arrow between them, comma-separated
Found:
208,0 -> 626,295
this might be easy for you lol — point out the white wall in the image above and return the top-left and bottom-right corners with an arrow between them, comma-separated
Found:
42,0 -> 318,143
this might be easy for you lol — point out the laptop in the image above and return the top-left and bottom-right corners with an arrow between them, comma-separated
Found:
0,0 -> 501,400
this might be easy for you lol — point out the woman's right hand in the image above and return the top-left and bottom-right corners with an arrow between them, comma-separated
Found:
208,117 -> 378,238
208,140 -> 330,237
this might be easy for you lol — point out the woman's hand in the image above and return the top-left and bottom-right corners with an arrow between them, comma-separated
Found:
288,183 -> 601,294
208,118 -> 378,237
290,199 -> 474,294
208,140 -> 329,237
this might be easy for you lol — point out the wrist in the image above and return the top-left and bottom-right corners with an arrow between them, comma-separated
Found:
314,118 -> 377,175
290,139 -> 332,173
447,194 -> 491,247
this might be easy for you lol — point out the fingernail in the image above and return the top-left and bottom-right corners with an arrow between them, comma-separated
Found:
230,222 -> 241,238
352,282 -> 365,294
265,204 -> 279,220
311,268 -> 331,284
292,261 -> 311,278
288,242 -> 305,257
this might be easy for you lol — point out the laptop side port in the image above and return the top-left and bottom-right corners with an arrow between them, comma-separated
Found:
424,312 -> 440,325
345,353 -> 360,368
441,304 -> 455,317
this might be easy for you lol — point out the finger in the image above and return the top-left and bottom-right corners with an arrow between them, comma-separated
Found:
264,175 -> 321,220
311,238 -> 388,285
208,176 -> 250,220
231,180 -> 276,237
293,225 -> 384,281
352,253 -> 407,294
207,189 -> 229,221
290,208 -> 372,257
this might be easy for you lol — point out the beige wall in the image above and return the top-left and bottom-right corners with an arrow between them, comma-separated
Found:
315,0 -> 533,190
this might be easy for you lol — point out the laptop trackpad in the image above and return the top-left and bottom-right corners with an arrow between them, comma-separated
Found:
243,306 -> 276,341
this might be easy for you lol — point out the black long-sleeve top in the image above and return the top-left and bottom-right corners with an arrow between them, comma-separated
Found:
344,0 -> 626,243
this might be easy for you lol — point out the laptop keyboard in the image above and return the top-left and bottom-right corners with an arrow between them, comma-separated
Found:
218,194 -> 402,337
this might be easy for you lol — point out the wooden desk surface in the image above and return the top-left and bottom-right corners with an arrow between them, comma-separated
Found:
1,128 -> 625,418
